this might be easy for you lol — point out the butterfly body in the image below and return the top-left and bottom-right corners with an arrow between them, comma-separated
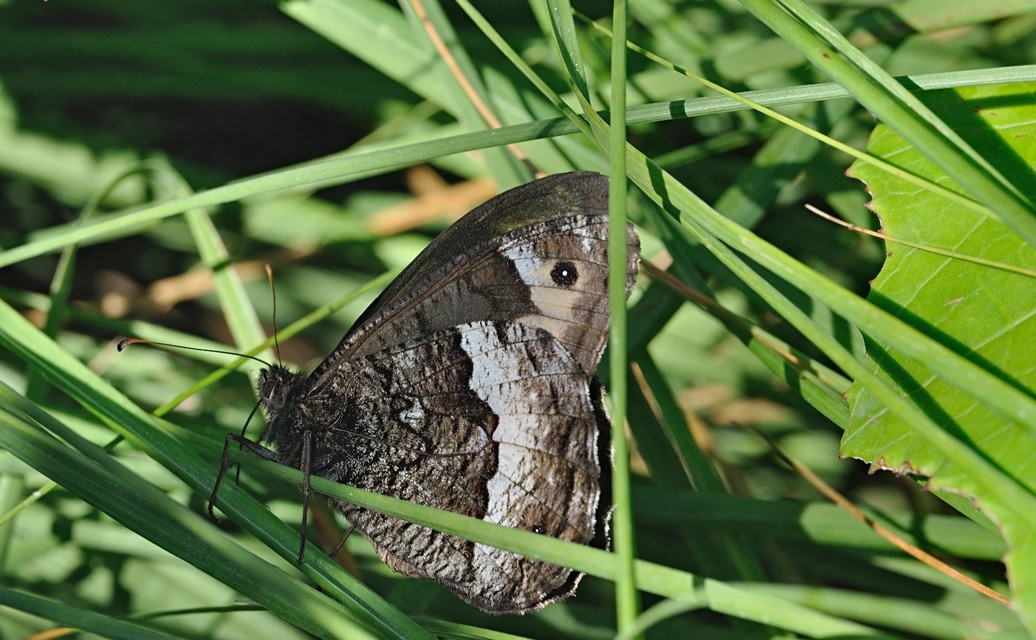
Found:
258,171 -> 639,613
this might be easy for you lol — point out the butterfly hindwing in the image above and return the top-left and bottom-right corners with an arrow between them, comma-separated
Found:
302,321 -> 603,613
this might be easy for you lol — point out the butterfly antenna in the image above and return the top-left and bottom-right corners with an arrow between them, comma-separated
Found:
117,337 -> 272,369
266,264 -> 283,364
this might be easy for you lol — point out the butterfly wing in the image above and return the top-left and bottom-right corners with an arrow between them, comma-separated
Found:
308,171 -> 639,382
307,321 -> 607,613
265,171 -> 639,613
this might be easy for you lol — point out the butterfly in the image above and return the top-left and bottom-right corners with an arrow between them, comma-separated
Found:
227,171 -> 639,614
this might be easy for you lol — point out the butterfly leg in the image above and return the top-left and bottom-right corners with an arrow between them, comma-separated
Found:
207,431 -> 281,522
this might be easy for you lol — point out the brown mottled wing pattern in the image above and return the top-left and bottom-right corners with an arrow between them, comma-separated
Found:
303,321 -> 603,613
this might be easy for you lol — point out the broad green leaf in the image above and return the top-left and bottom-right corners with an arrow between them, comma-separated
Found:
845,81 -> 1036,628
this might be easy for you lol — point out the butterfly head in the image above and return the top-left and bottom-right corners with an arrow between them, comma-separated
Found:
257,365 -> 308,445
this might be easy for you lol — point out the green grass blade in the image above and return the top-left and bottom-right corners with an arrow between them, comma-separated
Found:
0,585 -> 182,640
0,300 -> 435,640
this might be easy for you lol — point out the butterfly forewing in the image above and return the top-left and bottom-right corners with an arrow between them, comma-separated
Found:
309,171 -> 637,379
345,171 -> 611,332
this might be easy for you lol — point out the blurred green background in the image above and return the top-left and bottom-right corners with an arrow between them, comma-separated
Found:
0,0 -> 1030,638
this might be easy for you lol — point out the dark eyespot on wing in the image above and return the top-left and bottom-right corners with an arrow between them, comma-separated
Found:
550,260 -> 578,287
